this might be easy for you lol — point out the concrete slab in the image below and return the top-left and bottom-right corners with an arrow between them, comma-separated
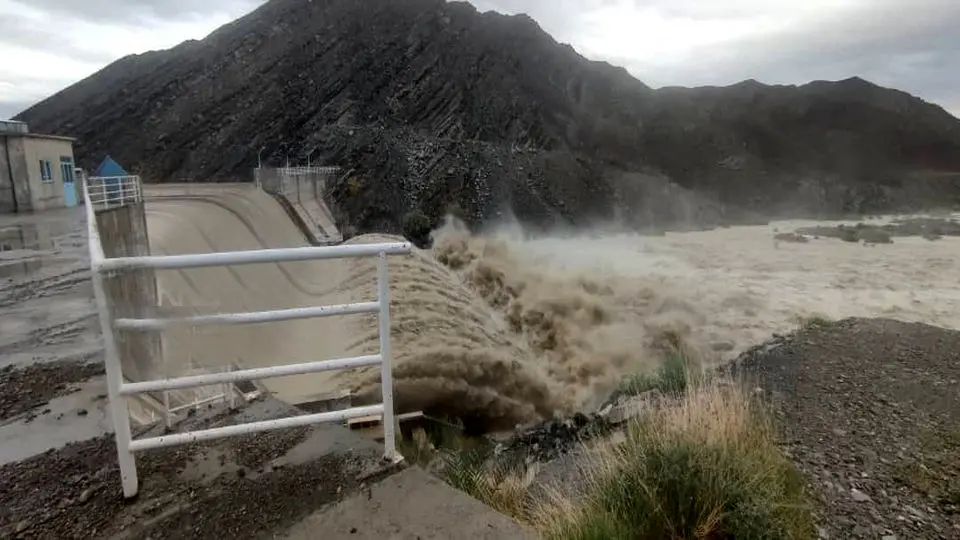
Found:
290,196 -> 342,245
281,467 -> 532,540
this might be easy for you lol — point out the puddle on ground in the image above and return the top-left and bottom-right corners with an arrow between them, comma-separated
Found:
0,225 -> 48,278
0,219 -> 73,278
0,376 -> 110,466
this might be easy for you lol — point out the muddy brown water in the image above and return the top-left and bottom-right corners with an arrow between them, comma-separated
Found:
144,188 -> 960,430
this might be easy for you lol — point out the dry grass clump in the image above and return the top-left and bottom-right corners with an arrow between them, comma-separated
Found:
532,380 -> 815,539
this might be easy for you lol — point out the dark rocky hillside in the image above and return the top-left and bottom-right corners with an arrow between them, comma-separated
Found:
15,0 -> 960,235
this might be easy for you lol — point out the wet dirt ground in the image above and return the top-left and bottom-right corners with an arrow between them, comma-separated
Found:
0,208 -> 110,465
0,207 -> 100,367
0,397 -> 396,539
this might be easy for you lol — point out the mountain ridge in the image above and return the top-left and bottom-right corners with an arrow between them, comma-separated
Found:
15,0 -> 960,236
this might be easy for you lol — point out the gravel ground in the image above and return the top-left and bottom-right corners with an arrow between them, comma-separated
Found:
0,359 -> 105,422
0,398 -> 393,539
736,318 -> 960,539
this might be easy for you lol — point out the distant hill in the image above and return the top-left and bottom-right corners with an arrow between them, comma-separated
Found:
16,0 -> 960,234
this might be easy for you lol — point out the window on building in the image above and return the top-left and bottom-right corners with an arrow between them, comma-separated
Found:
59,157 -> 75,183
39,160 -> 53,183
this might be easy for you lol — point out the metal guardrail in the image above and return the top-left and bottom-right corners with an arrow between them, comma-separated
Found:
82,180 -> 411,498
256,166 -> 340,199
87,175 -> 142,210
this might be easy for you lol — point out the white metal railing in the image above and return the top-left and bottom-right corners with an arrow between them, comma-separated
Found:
87,175 -> 142,210
82,181 -> 411,498
257,166 -> 340,199
280,166 -> 340,177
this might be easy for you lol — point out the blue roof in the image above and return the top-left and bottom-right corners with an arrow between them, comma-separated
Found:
93,156 -> 128,177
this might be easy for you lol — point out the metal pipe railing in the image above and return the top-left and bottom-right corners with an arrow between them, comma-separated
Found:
86,175 -> 143,210
81,180 -> 411,498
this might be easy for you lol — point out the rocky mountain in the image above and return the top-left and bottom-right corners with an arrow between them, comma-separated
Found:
16,0 -> 960,235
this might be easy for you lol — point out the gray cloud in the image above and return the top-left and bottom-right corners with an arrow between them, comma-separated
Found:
467,0 -> 960,116
6,0 -> 264,25
1,0 -> 958,118
0,13 -> 116,64
644,0 -> 960,114
0,101 -> 30,120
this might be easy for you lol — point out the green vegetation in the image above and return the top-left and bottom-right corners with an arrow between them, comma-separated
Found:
617,349 -> 695,397
345,175 -> 364,197
399,346 -> 816,539
533,381 -> 815,539
401,208 -> 433,246
794,314 -> 832,330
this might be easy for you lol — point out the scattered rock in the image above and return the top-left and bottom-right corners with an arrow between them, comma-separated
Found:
734,318 -> 960,538
77,487 -> 96,504
494,412 -> 611,464
851,488 -> 872,502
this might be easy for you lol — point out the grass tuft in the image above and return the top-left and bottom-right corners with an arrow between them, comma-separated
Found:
618,346 -> 700,397
794,314 -> 832,330
437,444 -> 535,520
532,381 -> 815,539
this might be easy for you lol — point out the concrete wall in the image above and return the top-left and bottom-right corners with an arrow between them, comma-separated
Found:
21,136 -> 75,211
259,168 -> 342,244
95,202 -> 162,385
0,137 -> 13,213
0,136 -> 31,213
0,135 -> 75,214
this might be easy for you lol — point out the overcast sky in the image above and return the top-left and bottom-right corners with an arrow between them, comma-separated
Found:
0,0 -> 958,119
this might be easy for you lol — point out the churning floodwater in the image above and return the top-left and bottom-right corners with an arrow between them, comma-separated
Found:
150,190 -> 960,431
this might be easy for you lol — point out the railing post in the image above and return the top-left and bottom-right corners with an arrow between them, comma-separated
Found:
163,391 -> 172,429
377,251 -> 399,461
90,260 -> 139,497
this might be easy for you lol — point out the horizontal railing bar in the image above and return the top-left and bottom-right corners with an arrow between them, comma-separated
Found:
168,393 -> 227,414
129,404 -> 384,452
120,354 -> 382,395
97,242 -> 412,271
115,301 -> 380,331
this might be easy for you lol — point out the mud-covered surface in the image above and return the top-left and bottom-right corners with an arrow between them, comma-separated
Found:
735,318 -> 960,539
0,360 -> 105,422
0,209 -> 113,461
0,398 -> 395,540
0,208 -> 99,366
